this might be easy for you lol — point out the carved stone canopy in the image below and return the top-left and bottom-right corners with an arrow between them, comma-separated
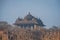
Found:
14,12 -> 45,26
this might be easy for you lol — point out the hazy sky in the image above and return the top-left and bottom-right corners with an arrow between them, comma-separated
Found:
0,0 -> 60,27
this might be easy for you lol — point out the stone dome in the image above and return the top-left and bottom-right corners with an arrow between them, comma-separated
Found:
24,12 -> 35,20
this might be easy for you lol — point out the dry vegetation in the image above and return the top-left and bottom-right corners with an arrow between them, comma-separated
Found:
0,22 -> 60,40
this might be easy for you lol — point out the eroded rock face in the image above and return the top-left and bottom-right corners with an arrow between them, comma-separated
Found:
8,27 -> 60,40
0,21 -> 60,40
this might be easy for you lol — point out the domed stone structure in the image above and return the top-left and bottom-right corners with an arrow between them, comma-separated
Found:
24,12 -> 35,20
14,12 -> 45,29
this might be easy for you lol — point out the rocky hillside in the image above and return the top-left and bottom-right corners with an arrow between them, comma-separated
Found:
0,21 -> 60,40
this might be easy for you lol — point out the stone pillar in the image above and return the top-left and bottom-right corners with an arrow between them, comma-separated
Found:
22,25 -> 24,29
31,26 -> 33,30
34,25 -> 37,30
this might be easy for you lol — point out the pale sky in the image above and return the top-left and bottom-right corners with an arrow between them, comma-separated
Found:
0,0 -> 60,27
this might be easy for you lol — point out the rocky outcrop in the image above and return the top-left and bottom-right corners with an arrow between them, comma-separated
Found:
0,21 -> 60,40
